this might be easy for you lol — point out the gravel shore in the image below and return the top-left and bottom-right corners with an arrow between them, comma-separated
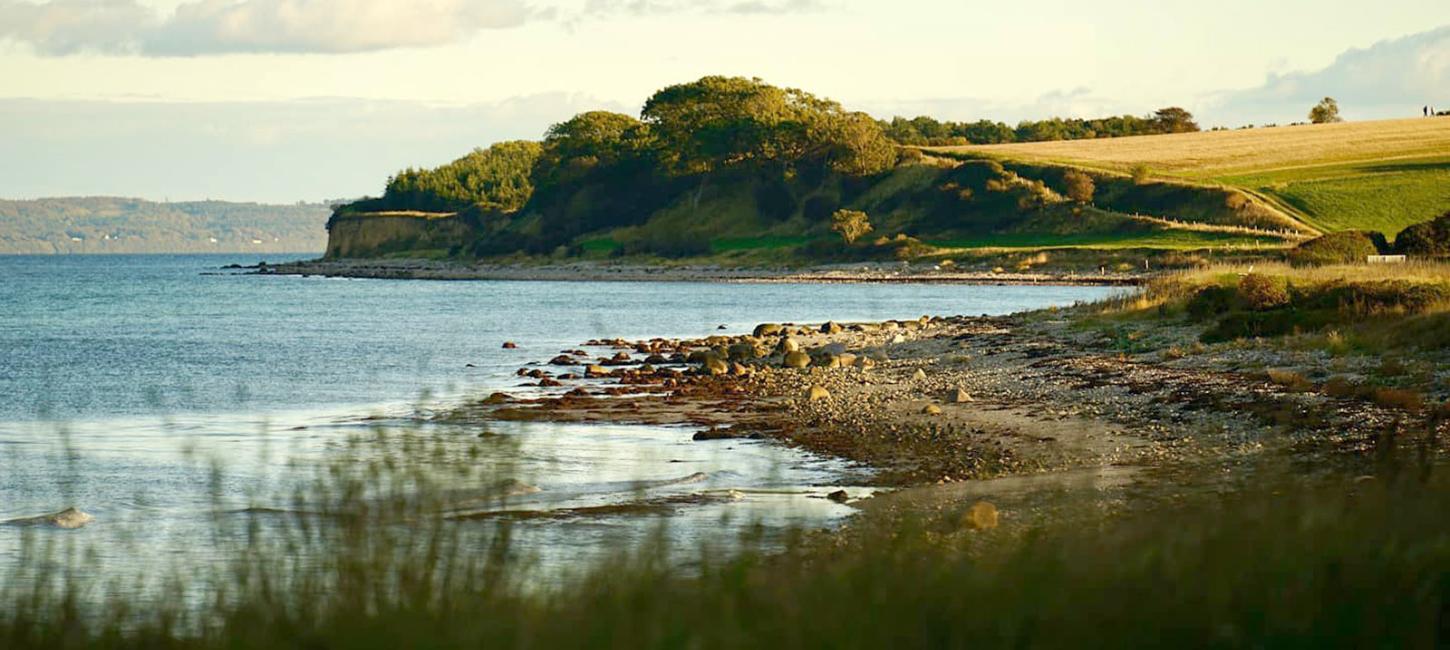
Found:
441,307 -> 1437,490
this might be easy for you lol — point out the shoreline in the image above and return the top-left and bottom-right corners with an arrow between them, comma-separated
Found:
441,306 -> 1426,497
248,258 -> 1145,286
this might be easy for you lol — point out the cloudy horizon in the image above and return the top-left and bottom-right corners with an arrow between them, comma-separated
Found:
1,0 -> 1446,203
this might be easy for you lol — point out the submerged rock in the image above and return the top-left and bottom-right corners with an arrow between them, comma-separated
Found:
963,501 -> 999,531
3,507 -> 93,529
502,341 -> 518,349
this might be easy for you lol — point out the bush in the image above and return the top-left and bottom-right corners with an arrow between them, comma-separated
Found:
1237,273 -> 1289,311
1130,164 -> 1151,185
1394,211 -> 1450,256
1287,230 -> 1387,266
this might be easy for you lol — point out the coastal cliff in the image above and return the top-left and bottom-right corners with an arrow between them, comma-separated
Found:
324,212 -> 477,259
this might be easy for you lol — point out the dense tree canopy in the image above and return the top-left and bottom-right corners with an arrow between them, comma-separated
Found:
641,76 -> 895,178
533,111 -> 654,189
373,141 -> 542,213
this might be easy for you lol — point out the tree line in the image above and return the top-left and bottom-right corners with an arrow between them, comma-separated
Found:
342,76 -> 899,216
878,107 -> 1200,147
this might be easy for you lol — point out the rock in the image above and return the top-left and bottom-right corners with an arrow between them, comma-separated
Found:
912,368 -> 927,381
728,342 -> 765,361
694,427 -> 763,441
644,354 -> 669,365
783,351 -> 811,369
891,334 -> 908,344
753,323 -> 784,337
952,388 -> 975,403
685,349 -> 714,364
548,355 -> 576,366
610,351 -> 632,362
731,362 -> 751,377
963,501 -> 999,531
539,378 -> 562,387
857,356 -> 877,370
826,490 -> 850,503
585,365 -> 612,378
776,337 -> 802,355
717,324 -> 728,330
502,341 -> 518,349
703,357 -> 729,376
2,507 -> 93,529
481,392 -> 514,405
880,321 -> 900,331
806,385 -> 831,401
837,353 -> 858,368
922,404 -> 942,415
821,321 -> 843,334
494,479 -> 542,497
812,351 -> 841,368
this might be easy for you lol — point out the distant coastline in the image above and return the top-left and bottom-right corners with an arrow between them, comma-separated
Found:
248,257 -> 1144,286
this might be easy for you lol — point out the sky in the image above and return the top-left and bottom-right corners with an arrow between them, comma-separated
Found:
1,0 -> 1447,202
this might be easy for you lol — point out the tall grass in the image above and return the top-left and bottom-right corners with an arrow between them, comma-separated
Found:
3,421 -> 1449,648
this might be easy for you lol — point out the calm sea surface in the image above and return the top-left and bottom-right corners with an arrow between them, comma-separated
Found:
0,254 -> 1119,579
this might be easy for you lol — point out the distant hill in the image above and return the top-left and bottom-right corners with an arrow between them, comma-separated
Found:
939,118 -> 1450,237
0,197 -> 330,254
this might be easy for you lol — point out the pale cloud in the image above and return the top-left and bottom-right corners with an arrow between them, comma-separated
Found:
0,0 -> 154,55
0,0 -> 829,56
1204,25 -> 1450,125
0,0 -> 543,56
582,0 -> 827,16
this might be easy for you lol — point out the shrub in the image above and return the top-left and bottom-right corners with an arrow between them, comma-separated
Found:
830,209 -> 873,244
1287,230 -> 1387,266
1130,164 -> 1151,185
1266,369 -> 1313,392
1394,211 -> 1450,256
1062,170 -> 1096,204
1237,273 -> 1290,311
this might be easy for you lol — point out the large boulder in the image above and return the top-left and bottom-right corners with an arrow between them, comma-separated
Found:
703,357 -> 729,376
776,337 -> 802,355
728,342 -> 766,361
753,323 -> 784,337
783,351 -> 811,369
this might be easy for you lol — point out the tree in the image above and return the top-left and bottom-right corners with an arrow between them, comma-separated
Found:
1152,107 -> 1200,134
1309,97 -> 1342,124
1130,164 -> 1152,185
639,76 -> 894,178
830,209 -> 872,244
1062,170 -> 1096,204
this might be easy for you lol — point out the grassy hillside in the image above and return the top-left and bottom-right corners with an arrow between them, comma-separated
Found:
0,197 -> 331,254
934,118 -> 1450,238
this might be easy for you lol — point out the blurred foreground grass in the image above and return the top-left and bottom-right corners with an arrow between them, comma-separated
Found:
4,423 -> 1448,649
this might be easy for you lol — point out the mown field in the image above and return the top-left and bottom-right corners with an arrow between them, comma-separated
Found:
938,118 -> 1450,238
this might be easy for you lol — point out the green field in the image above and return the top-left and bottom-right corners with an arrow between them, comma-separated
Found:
1216,156 -> 1450,236
935,118 -> 1450,239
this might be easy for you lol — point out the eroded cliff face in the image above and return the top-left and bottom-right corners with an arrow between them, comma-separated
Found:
324,213 -> 476,258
